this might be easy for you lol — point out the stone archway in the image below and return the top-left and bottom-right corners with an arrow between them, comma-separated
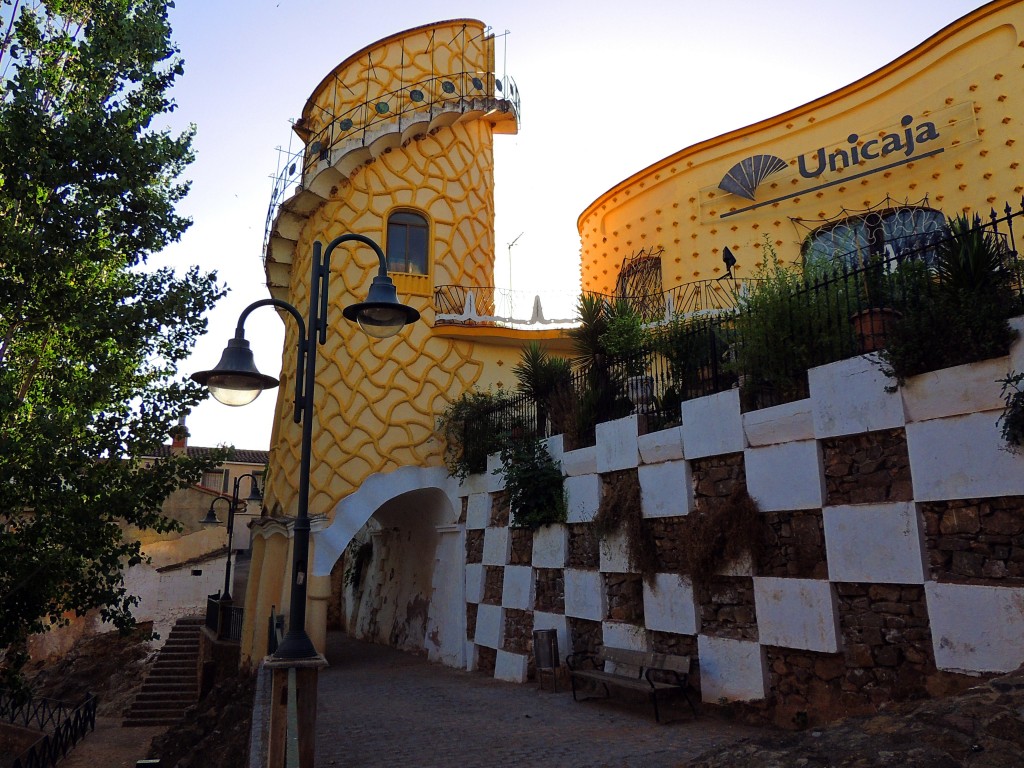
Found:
310,465 -> 465,667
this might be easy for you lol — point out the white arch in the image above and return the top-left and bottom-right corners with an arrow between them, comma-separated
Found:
310,464 -> 457,578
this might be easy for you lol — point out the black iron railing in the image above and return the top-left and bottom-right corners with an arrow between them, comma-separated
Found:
206,595 -> 244,642
267,606 -> 285,656
468,200 -> 1024,455
1,690 -> 97,768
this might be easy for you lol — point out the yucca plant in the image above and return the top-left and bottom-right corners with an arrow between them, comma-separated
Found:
513,342 -> 572,437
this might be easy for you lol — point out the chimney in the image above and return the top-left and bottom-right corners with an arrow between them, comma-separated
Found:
170,416 -> 189,453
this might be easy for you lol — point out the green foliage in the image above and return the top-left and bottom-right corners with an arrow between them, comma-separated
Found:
437,389 -> 513,480
591,471 -> 657,584
679,489 -> 762,590
880,216 -> 1019,386
600,299 -> 647,375
513,342 -> 572,436
998,371 -> 1024,453
496,438 -> 566,531
732,236 -> 853,407
0,0 -> 224,680
563,294 -> 632,447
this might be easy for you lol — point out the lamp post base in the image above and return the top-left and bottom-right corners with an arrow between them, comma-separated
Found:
272,629 -> 320,661
264,654 -> 328,768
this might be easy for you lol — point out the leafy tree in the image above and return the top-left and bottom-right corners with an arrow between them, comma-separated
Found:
0,0 -> 223,683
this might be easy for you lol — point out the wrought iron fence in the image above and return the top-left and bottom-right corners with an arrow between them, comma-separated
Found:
471,200 -> 1024,454
1,690 -> 97,768
267,606 -> 285,656
206,595 -> 244,642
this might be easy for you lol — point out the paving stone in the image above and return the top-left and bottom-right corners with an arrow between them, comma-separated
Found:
315,633 -> 759,767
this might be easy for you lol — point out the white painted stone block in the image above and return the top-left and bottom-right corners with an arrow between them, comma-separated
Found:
565,474 -> 600,523
458,472 -> 487,496
494,650 -> 529,683
544,434 -> 565,465
682,389 -> 745,459
501,565 -> 534,610
532,524 -> 568,568
599,529 -> 631,574
639,460 -> 693,518
642,573 -> 699,635
465,563 -> 485,604
753,577 -> 840,653
474,603 -> 503,649
638,426 -> 684,464
533,612 -> 571,659
564,568 -> 605,621
562,445 -> 598,477
809,355 -> 903,438
482,526 -> 510,566
466,493 -> 490,530
927,582 -> 1024,673
486,452 -> 506,492
1010,315 -> 1024,373
907,412 -> 1024,501
743,398 -> 814,447
465,641 -> 478,670
596,415 -> 641,472
901,356 -> 1008,423
602,621 -> 648,653
744,440 -> 824,512
824,502 -> 927,584
697,635 -> 768,702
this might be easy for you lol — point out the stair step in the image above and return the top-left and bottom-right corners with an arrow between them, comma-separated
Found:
124,716 -> 189,727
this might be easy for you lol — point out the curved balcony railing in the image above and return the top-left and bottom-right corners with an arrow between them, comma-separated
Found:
264,71 -> 519,259
433,278 -> 753,329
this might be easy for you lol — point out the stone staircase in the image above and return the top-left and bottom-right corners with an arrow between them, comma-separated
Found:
123,615 -> 202,727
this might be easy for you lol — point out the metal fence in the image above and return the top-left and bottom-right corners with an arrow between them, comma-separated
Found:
469,201 -> 1024,457
206,595 -> 244,642
1,690 -> 97,768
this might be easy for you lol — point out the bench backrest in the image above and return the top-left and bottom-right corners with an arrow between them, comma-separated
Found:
598,647 -> 691,675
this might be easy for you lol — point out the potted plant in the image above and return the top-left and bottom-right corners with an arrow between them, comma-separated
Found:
879,214 -> 1019,386
850,246 -> 900,353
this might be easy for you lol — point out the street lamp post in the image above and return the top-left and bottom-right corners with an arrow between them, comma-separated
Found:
192,234 -> 418,768
191,233 -> 419,661
201,473 -> 263,602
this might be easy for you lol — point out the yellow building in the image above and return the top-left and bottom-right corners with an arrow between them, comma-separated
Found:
580,0 -> 1023,296
246,19 -> 567,663
242,1 -> 1024,673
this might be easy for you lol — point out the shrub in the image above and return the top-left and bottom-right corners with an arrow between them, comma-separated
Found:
998,371 -> 1024,453
496,438 -> 566,531
437,389 -> 515,480
880,215 -> 1019,386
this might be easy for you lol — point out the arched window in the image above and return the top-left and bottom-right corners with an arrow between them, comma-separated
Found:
801,207 -> 947,267
386,210 -> 429,275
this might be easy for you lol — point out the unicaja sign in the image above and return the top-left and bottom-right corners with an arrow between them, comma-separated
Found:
717,114 -> 944,214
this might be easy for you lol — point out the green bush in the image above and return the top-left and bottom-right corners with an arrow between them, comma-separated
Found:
437,389 -> 515,480
880,215 -> 1019,386
497,438 -> 566,531
732,236 -> 853,408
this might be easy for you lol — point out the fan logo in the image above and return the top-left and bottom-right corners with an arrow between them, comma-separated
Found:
717,114 -> 941,203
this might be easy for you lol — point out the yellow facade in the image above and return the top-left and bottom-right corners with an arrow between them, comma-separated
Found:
262,20 -> 530,521
246,3 -> 1024,664
579,0 -> 1024,293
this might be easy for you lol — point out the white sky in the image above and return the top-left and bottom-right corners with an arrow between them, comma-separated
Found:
161,0 -> 986,450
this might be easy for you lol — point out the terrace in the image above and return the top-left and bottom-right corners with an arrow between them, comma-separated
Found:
451,199 -> 1024,470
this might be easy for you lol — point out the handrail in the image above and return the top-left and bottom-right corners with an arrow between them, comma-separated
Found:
3,690 -> 97,768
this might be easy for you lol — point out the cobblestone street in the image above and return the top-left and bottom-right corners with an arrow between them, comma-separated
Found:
315,634 -> 761,768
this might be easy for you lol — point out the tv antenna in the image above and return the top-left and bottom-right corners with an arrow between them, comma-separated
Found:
507,232 -> 523,290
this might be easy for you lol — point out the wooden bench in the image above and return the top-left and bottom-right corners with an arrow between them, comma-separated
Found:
566,647 -> 697,723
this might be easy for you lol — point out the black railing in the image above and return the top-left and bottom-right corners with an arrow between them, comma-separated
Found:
471,200 -> 1024,453
267,607 -> 285,656
1,690 -> 97,768
206,595 -> 243,642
